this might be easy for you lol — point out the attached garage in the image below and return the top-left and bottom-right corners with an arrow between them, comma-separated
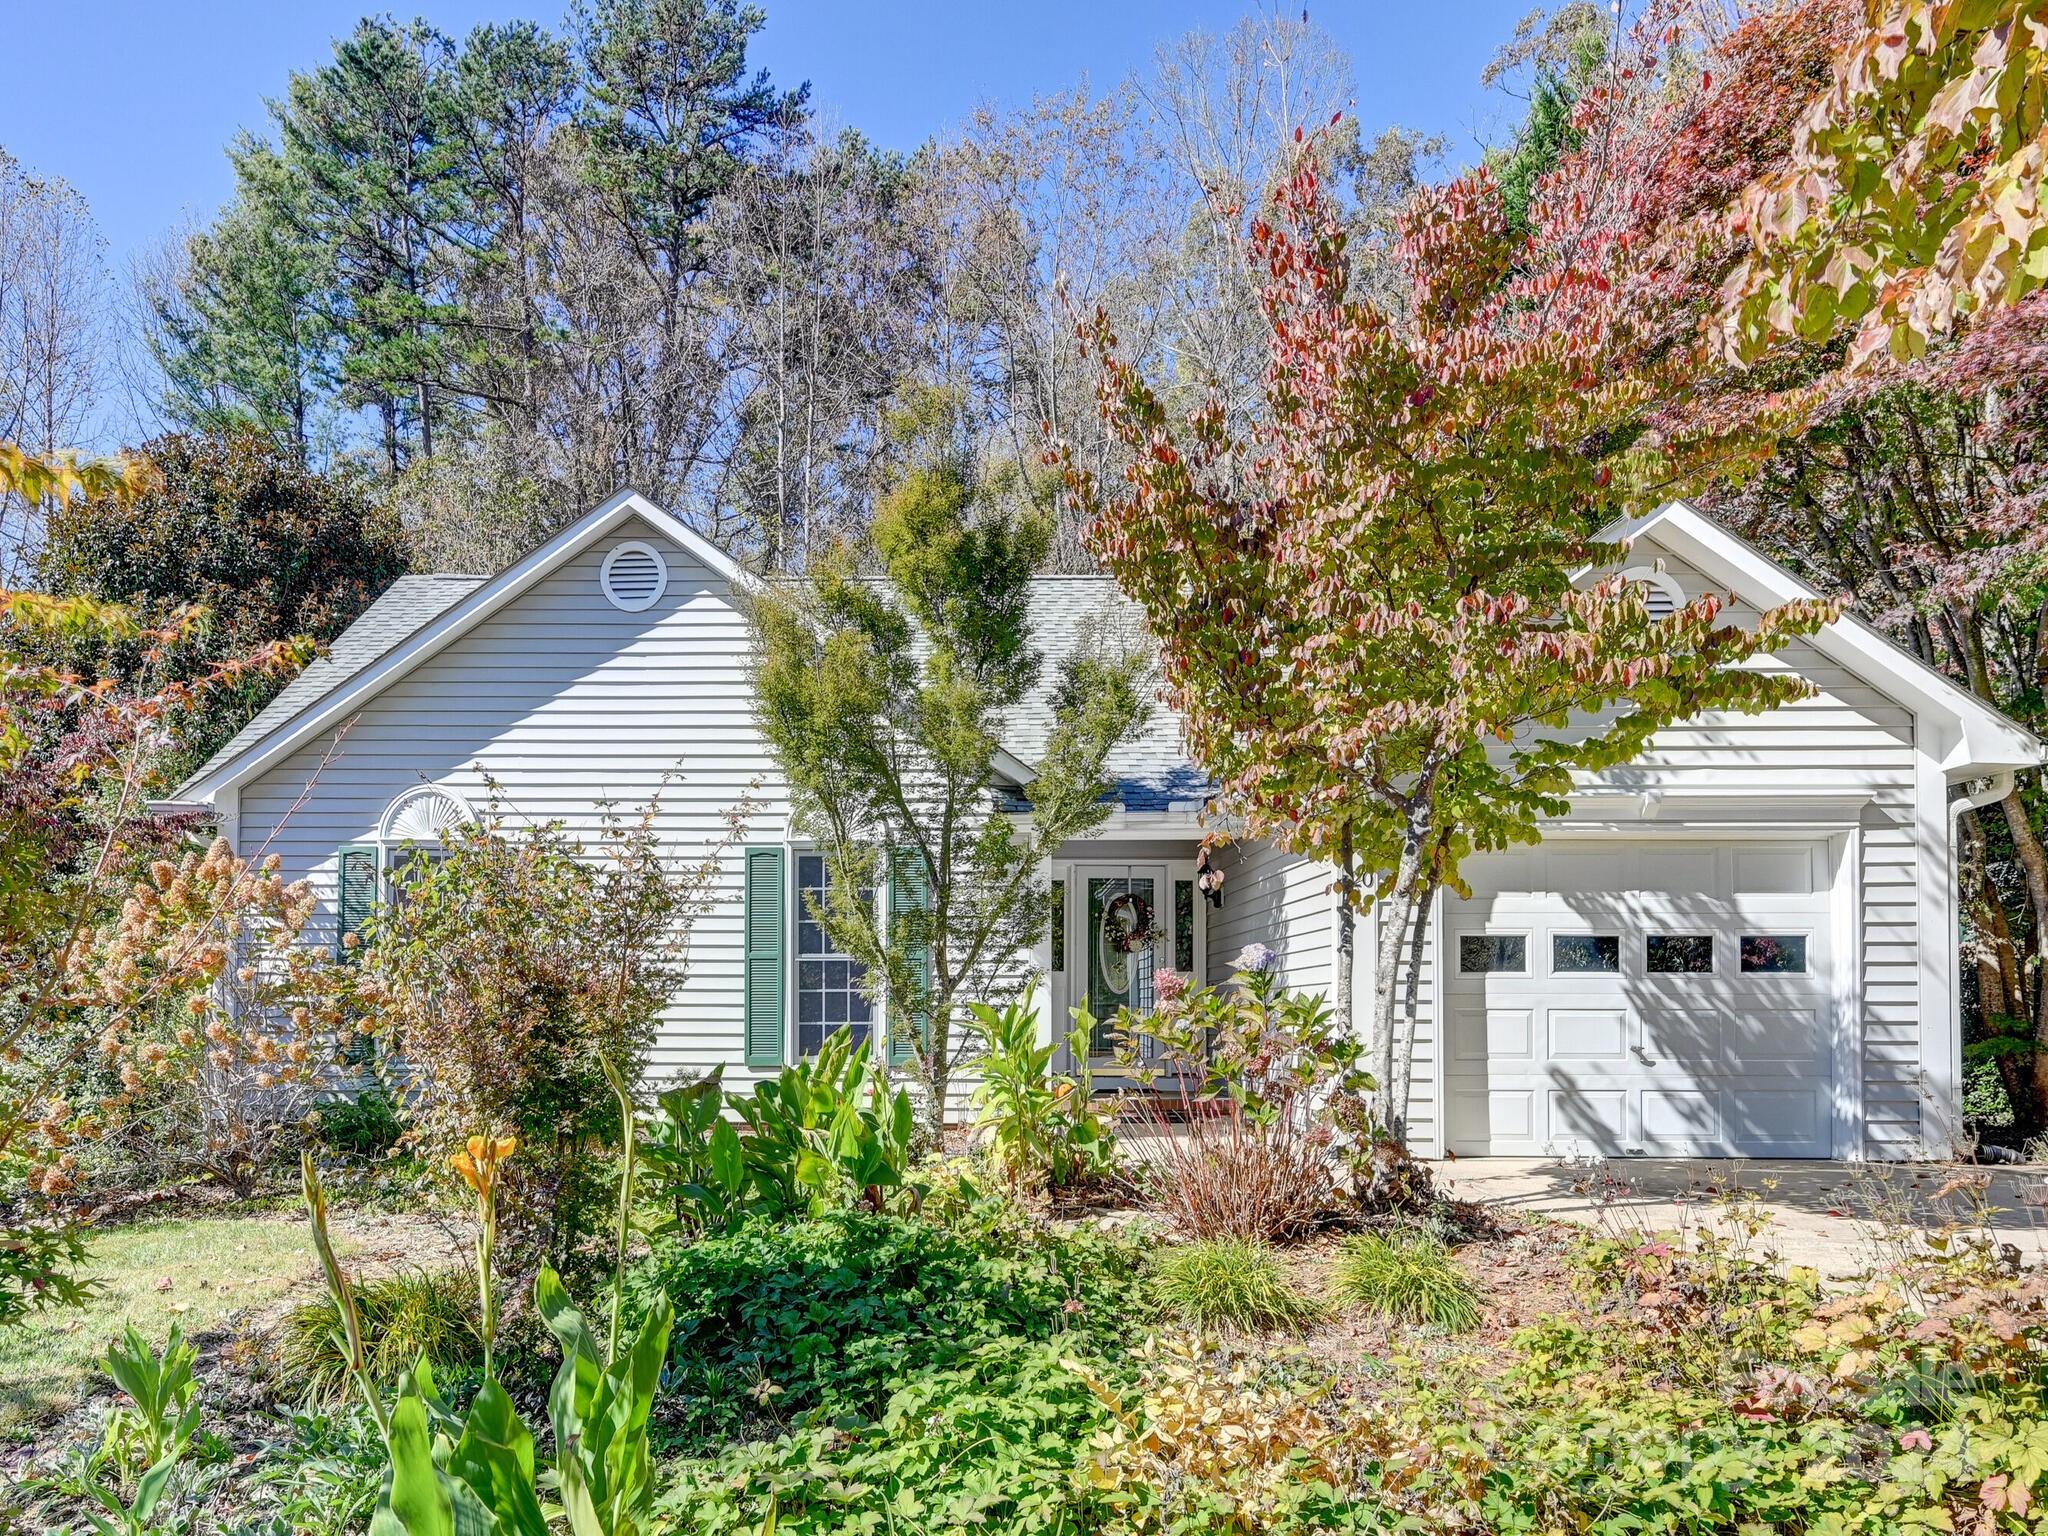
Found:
1442,837 -> 1846,1158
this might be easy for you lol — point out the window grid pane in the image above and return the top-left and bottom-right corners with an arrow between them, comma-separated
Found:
795,855 -> 873,1057
1740,934 -> 1807,974
1552,934 -> 1620,974
1459,934 -> 1526,974
1647,934 -> 1714,974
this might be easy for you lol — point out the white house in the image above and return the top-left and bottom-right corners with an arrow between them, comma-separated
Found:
164,490 -> 2045,1162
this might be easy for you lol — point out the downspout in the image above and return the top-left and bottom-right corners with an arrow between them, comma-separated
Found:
1949,769 -> 2015,1153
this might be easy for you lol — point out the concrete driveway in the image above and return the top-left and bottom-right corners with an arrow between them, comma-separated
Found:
1430,1157 -> 2048,1279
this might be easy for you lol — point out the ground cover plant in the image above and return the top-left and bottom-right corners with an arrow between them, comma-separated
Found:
627,1186 -> 1155,1442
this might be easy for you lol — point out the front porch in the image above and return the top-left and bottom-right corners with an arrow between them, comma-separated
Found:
1041,826 -> 1212,1083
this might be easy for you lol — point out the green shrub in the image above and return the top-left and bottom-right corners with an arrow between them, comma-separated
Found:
1151,1237 -> 1325,1333
639,1031 -> 920,1232
309,1089 -> 403,1160
1331,1229 -> 1480,1332
659,1337 -> 1117,1536
961,992 -> 1114,1191
272,1268 -> 479,1403
626,1204 -> 1152,1442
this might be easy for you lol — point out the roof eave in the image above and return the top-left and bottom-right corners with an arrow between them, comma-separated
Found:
1622,500 -> 2048,780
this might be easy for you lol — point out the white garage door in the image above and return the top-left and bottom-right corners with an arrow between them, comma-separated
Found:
1443,839 -> 1839,1158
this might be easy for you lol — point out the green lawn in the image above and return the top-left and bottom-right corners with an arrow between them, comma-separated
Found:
0,1211 -> 353,1437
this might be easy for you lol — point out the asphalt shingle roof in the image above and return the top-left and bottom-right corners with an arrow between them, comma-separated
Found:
1008,577 -> 1208,813
178,575 -> 487,793
180,570 -> 1206,812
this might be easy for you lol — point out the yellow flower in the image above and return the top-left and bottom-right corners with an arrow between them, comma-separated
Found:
450,1134 -> 518,1195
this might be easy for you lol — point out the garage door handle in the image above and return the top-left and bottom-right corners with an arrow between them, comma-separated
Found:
1631,1045 -> 1657,1066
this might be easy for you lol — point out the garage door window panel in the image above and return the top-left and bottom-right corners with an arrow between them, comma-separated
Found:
1647,934 -> 1715,974
1459,934 -> 1527,975
1740,933 -> 1809,974
1551,934 -> 1620,975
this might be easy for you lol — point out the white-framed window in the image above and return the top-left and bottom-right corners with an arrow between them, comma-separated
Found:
1458,933 -> 1528,975
793,851 -> 875,1057
378,785 -> 472,894
600,540 -> 668,612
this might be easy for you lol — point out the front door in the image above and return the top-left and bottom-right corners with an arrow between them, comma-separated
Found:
1076,864 -> 1168,1057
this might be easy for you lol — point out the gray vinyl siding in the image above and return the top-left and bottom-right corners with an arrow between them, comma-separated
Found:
1205,840 -> 1338,997
237,516 -> 793,1090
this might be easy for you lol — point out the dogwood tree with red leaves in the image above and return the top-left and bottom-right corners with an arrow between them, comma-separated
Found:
1720,0 -> 2048,368
1071,143 -> 1836,1137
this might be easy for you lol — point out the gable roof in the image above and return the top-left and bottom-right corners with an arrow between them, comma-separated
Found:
174,489 -> 747,802
1614,501 -> 2047,778
180,490 -> 2031,813
187,574 -> 486,788
171,488 -> 1208,814
1009,578 -> 1208,813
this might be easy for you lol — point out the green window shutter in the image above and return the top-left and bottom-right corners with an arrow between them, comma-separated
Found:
743,846 -> 787,1068
336,845 -> 378,960
888,846 -> 931,1066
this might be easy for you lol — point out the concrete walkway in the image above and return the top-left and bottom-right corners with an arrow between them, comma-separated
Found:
1430,1157 -> 2048,1279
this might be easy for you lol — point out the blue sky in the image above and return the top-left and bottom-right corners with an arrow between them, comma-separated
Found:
4,1 -> 1537,276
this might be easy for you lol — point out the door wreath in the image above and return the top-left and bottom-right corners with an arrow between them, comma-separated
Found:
1101,889 -> 1155,954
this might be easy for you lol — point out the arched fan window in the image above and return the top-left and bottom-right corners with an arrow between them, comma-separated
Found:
600,540 -> 668,612
380,786 -> 472,846
378,787 -> 473,895
1618,566 -> 1685,622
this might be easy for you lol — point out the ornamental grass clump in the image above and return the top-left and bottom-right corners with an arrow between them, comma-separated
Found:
1331,1228 -> 1481,1332
1151,1236 -> 1325,1333
274,1266 -> 480,1403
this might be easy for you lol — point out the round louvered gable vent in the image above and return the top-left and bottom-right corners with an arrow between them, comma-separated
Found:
601,540 -> 668,612
1619,566 -> 1684,622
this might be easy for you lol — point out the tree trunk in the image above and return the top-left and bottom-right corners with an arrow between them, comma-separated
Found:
1332,824 -> 1355,1038
918,1003 -> 950,1147
1997,788 -> 2048,1128
1396,875 -> 1439,1140
1370,833 -> 1425,1143
1960,808 -> 2035,1133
